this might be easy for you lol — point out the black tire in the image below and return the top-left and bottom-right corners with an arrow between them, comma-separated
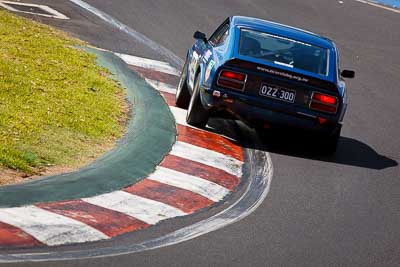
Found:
186,75 -> 209,128
175,60 -> 191,109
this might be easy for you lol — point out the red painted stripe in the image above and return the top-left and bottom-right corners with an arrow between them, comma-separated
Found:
37,200 -> 149,237
177,124 -> 244,161
124,179 -> 214,214
0,222 -> 42,248
161,154 -> 240,190
128,65 -> 179,85
162,92 -> 176,107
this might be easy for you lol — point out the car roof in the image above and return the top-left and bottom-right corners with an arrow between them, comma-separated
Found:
231,16 -> 335,49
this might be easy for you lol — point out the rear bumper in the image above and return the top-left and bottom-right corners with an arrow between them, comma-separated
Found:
201,87 -> 342,135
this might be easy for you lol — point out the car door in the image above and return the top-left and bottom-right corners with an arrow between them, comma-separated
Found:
187,19 -> 230,91
204,19 -> 230,86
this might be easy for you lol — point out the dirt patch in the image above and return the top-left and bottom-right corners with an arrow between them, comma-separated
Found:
0,167 -> 32,186
0,139 -> 117,186
0,165 -> 82,186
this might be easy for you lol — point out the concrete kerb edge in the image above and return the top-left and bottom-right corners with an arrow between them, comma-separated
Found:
0,47 -> 176,207
0,129 -> 272,263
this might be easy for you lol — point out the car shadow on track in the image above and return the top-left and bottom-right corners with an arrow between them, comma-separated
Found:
242,127 -> 398,170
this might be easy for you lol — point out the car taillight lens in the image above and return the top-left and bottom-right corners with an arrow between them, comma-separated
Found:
312,93 -> 337,105
220,70 -> 246,81
217,70 -> 247,91
310,92 -> 338,114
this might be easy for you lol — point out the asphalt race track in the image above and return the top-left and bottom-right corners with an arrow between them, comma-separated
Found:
2,0 -> 400,266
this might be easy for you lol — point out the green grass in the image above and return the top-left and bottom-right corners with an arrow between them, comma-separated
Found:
0,10 -> 128,174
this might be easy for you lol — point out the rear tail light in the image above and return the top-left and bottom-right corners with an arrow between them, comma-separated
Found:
217,70 -> 247,91
220,70 -> 246,81
310,92 -> 338,114
312,93 -> 337,105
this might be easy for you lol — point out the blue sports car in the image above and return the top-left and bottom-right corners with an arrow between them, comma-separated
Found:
176,16 -> 354,153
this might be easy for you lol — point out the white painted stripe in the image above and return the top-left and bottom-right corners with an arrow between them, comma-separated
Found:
168,106 -> 238,143
68,0 -> 183,67
149,167 -> 230,202
0,1 -> 70,19
170,141 -> 243,177
83,191 -> 186,225
169,106 -> 188,126
355,0 -> 400,13
146,79 -> 177,94
116,53 -> 180,76
0,206 -> 108,246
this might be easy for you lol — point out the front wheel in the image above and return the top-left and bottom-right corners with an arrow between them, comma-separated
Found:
186,75 -> 209,128
175,59 -> 190,109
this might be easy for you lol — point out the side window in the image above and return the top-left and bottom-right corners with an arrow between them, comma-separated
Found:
209,21 -> 230,47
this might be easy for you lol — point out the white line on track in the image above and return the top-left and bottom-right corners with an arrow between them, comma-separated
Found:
0,206 -> 108,246
68,0 -> 183,68
145,79 -> 177,94
169,106 -> 188,126
354,0 -> 400,13
168,106 -> 239,143
83,191 -> 187,225
149,167 -> 230,202
168,106 -> 211,129
0,1 -> 70,19
116,53 -> 180,76
171,141 -> 243,177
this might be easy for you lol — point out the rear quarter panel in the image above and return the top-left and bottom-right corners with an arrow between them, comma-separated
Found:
188,24 -> 238,91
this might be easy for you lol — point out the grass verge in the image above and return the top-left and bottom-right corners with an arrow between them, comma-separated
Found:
0,10 -> 128,183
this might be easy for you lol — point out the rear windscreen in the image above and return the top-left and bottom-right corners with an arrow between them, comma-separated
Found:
239,28 -> 329,76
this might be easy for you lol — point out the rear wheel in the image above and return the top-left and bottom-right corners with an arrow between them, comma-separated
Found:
186,75 -> 209,128
175,59 -> 190,109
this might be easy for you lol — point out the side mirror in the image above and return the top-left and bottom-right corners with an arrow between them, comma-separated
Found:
193,31 -> 207,43
341,69 -> 355,79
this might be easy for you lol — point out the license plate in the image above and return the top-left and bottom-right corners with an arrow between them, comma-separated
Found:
259,83 -> 296,103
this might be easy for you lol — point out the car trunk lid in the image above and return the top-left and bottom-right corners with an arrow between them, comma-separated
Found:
218,58 -> 340,115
